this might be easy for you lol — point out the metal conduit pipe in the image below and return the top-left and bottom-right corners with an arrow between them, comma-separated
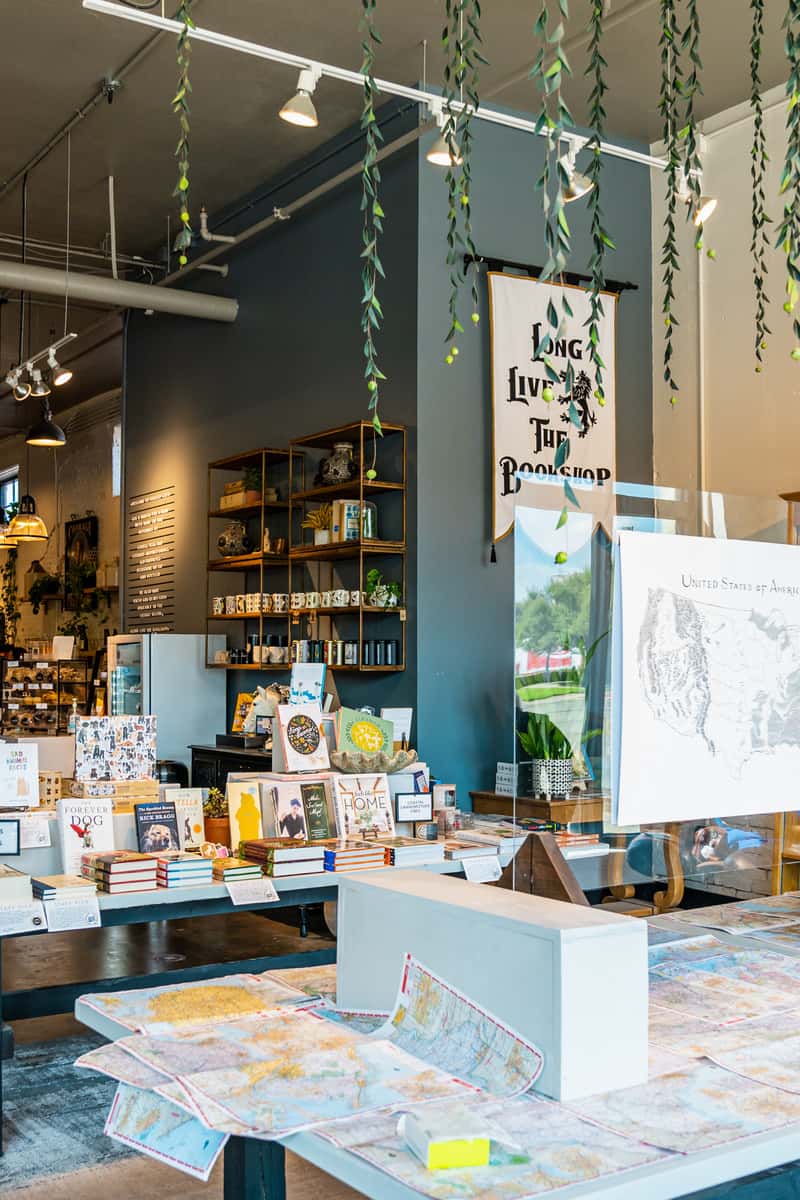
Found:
0,260 -> 238,323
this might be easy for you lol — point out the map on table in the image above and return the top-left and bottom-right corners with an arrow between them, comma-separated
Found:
105,1082 -> 227,1181
78,972 -> 305,1034
317,1094 -> 670,1200
265,962 -> 338,1001
372,954 -> 544,1097
76,1041 -> 171,1090
612,530 -> 800,824
655,905 -> 800,937
567,1059 -> 800,1153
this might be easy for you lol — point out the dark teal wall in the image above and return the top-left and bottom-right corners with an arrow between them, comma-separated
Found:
415,117 -> 653,802
124,111 -> 419,717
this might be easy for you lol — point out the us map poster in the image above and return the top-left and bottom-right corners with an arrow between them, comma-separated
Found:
613,530 -> 800,824
488,272 -> 616,543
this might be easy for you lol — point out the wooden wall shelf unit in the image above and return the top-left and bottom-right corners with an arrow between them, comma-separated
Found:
205,448 -> 301,670
288,421 -> 407,674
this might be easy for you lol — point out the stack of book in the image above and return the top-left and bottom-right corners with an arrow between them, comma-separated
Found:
323,841 -> 387,873
212,857 -> 262,883
554,831 -> 600,848
0,863 -> 32,903
241,839 -> 325,878
443,840 -> 496,861
382,838 -> 446,868
82,851 -> 159,894
31,874 -> 96,901
156,853 -> 214,889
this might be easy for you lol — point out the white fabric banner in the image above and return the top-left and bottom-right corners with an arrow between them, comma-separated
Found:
488,272 -> 616,542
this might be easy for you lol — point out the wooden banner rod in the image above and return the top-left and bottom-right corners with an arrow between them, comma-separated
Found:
464,254 -> 639,295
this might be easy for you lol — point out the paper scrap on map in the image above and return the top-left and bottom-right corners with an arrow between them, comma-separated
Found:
371,953 -> 544,1097
78,972 -> 306,1034
566,1059 -> 800,1153
317,1094 -> 670,1200
105,1083 -> 227,1182
264,962 -> 338,1002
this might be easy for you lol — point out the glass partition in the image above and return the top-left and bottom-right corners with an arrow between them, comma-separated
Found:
506,476 -> 787,913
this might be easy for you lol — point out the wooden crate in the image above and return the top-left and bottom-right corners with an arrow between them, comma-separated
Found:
69,778 -> 159,799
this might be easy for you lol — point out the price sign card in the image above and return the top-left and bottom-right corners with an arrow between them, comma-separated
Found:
44,893 -> 101,932
463,856 -> 502,884
226,878 -> 279,906
0,901 -> 47,936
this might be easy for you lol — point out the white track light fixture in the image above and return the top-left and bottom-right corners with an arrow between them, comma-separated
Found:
30,369 -> 51,398
560,144 -> 594,203
279,67 -> 321,128
5,366 -> 31,402
425,101 -> 462,168
47,348 -> 73,386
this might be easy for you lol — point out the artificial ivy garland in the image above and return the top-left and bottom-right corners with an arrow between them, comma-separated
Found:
442,0 -> 485,366
172,0 -> 194,267
658,0 -> 682,405
750,0 -> 771,369
360,0 -> 386,437
778,0 -> 800,362
585,0 -> 613,409
680,0 -> 704,251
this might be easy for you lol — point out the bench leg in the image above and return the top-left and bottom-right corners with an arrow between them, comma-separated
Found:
224,1136 -> 286,1200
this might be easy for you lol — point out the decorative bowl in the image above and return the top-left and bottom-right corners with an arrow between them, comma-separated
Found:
330,748 -> 419,775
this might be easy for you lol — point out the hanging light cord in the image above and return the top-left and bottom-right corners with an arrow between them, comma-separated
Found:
18,174 -> 27,368
63,132 -> 71,338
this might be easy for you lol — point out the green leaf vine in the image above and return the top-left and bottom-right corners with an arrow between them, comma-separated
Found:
658,0 -> 682,404
172,0 -> 194,267
442,0 -> 486,366
777,0 -> 800,361
531,0 -> 583,532
750,0 -> 771,368
360,0 -> 386,435
680,0 -> 704,250
585,0 -> 613,408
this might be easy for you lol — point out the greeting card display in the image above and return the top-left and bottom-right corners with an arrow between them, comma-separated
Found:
332,773 -> 394,838
75,716 -> 157,781
276,704 -> 330,773
0,743 -> 40,808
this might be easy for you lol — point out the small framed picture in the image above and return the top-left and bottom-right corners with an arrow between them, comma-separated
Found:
0,818 -> 21,856
395,792 -> 434,822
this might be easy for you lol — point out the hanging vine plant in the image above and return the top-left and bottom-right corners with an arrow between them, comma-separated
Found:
750,0 -> 771,368
680,0 -> 704,251
442,0 -> 485,366
777,1 -> 800,362
360,0 -> 386,437
531,0 -> 583,531
585,0 -> 613,408
172,0 -> 195,267
658,0 -> 682,405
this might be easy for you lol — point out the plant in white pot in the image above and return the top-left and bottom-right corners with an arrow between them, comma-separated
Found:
365,567 -> 401,608
301,503 -> 333,546
517,714 -> 599,799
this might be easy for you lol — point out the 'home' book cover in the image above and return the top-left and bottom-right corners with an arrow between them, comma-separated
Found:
134,801 -> 180,854
331,774 -> 394,838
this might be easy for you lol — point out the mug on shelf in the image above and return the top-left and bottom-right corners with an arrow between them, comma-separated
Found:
214,649 -> 230,664
267,645 -> 284,664
306,590 -> 321,609
246,592 -> 260,612
350,589 -> 362,607
272,593 -> 289,613
212,596 -> 225,615
321,590 -> 333,608
235,594 -> 246,614
332,589 -> 350,607
225,595 -> 237,615
261,593 -> 273,613
290,592 -> 307,610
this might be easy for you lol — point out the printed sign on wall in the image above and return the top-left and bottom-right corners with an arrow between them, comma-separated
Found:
488,272 -> 617,542
126,486 -> 176,632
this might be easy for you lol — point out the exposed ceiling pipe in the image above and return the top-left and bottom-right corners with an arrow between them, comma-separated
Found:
0,233 -> 162,273
0,261 -> 237,323
0,2 -> 201,201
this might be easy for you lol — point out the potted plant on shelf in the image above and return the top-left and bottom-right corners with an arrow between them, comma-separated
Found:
517,714 -> 574,799
28,571 -> 62,614
365,567 -> 401,608
203,787 -> 230,845
301,503 -> 333,546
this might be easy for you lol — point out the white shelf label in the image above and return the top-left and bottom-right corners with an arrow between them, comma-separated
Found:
225,877 -> 279,906
43,894 -> 101,931
463,855 -> 502,884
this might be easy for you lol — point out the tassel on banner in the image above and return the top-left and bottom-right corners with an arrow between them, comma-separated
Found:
490,542 -> 497,564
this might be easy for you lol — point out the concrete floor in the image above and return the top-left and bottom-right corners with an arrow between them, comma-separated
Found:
3,907 -> 347,1197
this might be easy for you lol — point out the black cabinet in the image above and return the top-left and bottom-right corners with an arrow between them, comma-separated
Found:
190,745 -> 273,790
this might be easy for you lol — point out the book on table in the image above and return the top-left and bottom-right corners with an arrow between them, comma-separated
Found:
171,788 -> 206,850
335,707 -> 394,755
226,781 -> 264,848
133,801 -> 181,855
56,797 -> 115,875
331,773 -> 394,839
443,840 -> 498,860
212,857 -> 262,880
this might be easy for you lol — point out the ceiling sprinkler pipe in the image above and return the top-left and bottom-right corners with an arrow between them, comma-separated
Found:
199,207 -> 235,244
0,259 -> 238,322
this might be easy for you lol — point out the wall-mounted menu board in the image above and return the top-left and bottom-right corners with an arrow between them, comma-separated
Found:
126,486 -> 176,632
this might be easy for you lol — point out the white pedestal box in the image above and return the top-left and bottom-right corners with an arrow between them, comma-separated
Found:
336,870 -> 648,1101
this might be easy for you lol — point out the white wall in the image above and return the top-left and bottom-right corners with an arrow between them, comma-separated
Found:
651,85 -> 800,522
